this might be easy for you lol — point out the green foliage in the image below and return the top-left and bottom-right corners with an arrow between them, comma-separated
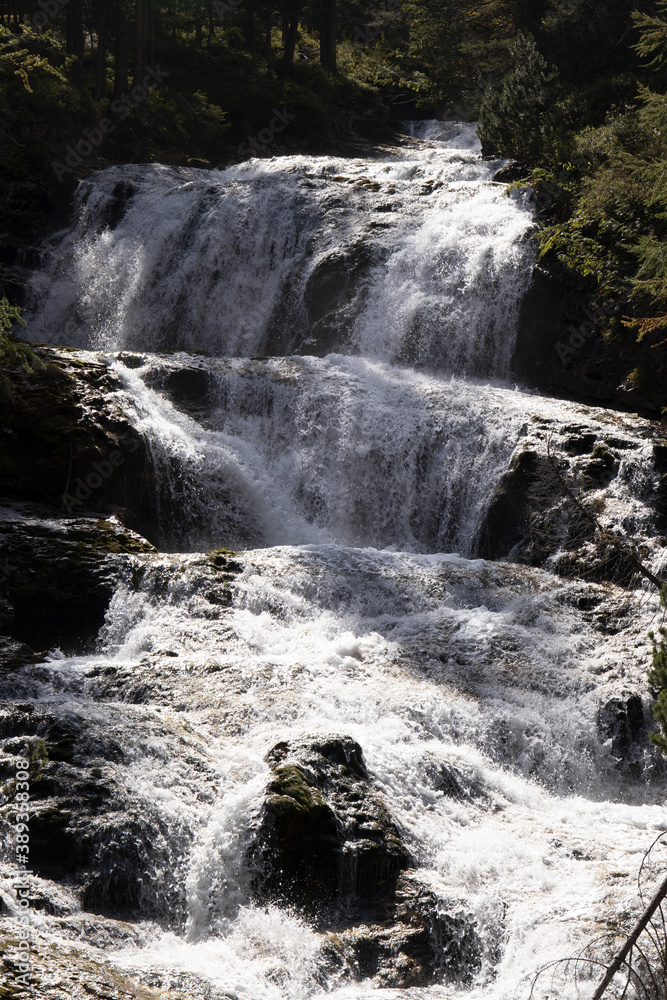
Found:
0,296 -> 25,337
478,32 -> 560,161
0,23 -> 67,92
633,2 -> 667,71
0,297 -> 39,372
0,296 -> 43,421
28,738 -> 49,783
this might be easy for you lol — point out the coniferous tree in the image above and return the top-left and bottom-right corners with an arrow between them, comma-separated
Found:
478,31 -> 559,161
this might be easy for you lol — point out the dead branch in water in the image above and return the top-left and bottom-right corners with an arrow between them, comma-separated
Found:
525,833 -> 667,1000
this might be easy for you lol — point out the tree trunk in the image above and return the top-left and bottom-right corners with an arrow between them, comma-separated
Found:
207,0 -> 215,49
65,4 -> 73,53
147,1 -> 155,69
280,6 -> 299,75
134,0 -> 144,85
592,874 -> 667,1000
319,0 -> 336,71
113,0 -> 129,100
265,1 -> 273,77
244,0 -> 254,52
195,4 -> 202,47
94,0 -> 109,100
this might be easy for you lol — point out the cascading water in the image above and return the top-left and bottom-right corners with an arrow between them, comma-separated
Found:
27,122 -> 534,377
4,122 -> 667,999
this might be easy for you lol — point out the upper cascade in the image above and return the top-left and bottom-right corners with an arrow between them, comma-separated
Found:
27,122 -> 535,379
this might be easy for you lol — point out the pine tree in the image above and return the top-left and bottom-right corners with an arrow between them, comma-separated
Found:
478,31 -> 559,162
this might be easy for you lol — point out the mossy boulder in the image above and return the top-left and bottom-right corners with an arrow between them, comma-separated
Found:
246,736 -> 409,915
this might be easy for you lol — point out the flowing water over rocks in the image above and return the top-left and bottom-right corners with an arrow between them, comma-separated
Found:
2,122 -> 667,999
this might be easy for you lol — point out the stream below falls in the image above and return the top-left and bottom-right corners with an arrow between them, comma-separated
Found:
3,120 -> 667,999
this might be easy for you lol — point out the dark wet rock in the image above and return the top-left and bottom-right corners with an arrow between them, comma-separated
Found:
292,243 -> 380,356
98,180 -> 137,230
476,423 -> 662,587
247,736 -> 409,913
0,704 -> 186,922
323,872 -> 484,988
0,509 -> 153,653
476,446 -> 539,560
0,635 -> 43,671
247,736 -> 486,987
115,351 -> 148,369
598,693 -> 651,781
513,263 -> 665,414
492,161 -> 527,184
654,441 -> 667,471
0,346 -> 157,542
420,756 -> 490,805
513,266 -> 626,407
562,431 -> 597,455
143,364 -> 213,418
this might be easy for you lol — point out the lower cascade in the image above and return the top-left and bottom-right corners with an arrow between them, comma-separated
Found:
2,122 -> 667,999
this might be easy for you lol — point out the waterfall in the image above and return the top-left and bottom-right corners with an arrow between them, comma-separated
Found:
7,123 -> 667,1000
27,123 -> 534,378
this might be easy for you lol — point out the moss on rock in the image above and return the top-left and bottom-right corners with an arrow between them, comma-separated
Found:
247,735 -> 409,916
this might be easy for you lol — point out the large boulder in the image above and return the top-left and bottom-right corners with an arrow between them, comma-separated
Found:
0,703 -> 188,922
247,736 -> 409,913
597,693 -> 653,782
0,346 -> 157,542
247,736 -> 487,988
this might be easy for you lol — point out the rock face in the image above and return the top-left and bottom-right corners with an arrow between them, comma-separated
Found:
0,507 -> 153,654
299,244 -> 377,356
513,266 -> 626,405
0,703 -> 186,922
0,346 -> 157,542
597,694 -> 652,782
247,736 -> 409,911
513,263 -> 665,414
329,871 -> 483,988
247,736 -> 484,988
476,418 -> 662,586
